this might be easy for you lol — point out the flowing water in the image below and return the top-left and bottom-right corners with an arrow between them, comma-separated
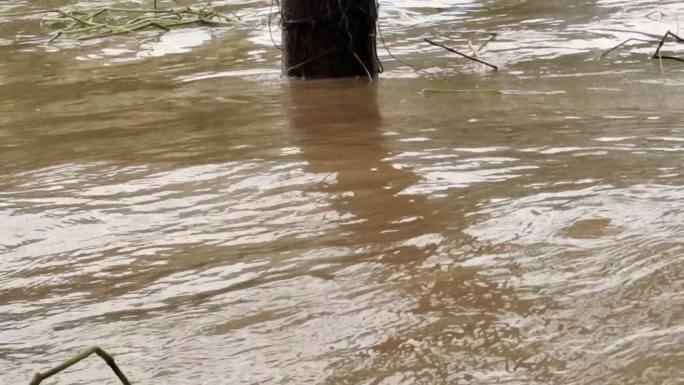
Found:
1,1 -> 683,384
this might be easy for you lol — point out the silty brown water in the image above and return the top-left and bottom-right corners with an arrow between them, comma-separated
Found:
1,1 -> 683,384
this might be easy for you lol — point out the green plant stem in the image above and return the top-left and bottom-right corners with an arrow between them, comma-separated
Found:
3,3 -> 236,43
106,7 -> 179,13
28,346 -> 131,385
55,10 -> 99,26
64,24 -> 108,34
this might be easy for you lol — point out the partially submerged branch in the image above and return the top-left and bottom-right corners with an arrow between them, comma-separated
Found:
600,37 -> 658,59
29,346 -> 131,385
601,30 -> 684,63
424,38 -> 499,71
652,30 -> 684,63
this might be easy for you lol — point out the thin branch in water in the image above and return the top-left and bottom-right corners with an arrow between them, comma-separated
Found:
656,54 -> 684,63
600,30 -> 684,64
376,18 -> 420,72
29,346 -> 131,385
424,38 -> 498,71
597,28 -> 664,40
86,9 -> 107,22
652,30 -> 684,62
268,0 -> 282,51
352,50 -> 374,82
600,37 -> 657,59
47,31 -> 62,44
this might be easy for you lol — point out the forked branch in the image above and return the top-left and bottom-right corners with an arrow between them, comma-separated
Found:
652,30 -> 684,63
601,30 -> 684,63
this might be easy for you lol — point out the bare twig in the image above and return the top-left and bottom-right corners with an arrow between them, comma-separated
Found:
600,30 -> 684,64
29,346 -> 131,385
424,38 -> 498,71
597,28 -> 664,40
600,37 -> 657,59
47,31 -> 62,44
652,30 -> 684,63
376,19 -> 420,72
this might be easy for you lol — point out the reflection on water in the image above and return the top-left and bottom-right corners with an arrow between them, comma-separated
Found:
288,81 -> 447,265
1,1 -> 684,384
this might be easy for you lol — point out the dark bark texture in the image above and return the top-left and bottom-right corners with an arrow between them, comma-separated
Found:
281,0 -> 378,78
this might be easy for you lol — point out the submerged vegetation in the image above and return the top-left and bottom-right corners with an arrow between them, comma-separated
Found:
0,3 -> 236,43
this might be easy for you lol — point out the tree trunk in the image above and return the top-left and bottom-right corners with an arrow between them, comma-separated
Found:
281,0 -> 378,79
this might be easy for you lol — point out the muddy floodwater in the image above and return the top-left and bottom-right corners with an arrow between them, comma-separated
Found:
1,1 -> 684,384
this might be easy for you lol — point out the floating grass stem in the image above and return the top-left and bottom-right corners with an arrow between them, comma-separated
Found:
28,346 -> 131,385
1,3 -> 237,44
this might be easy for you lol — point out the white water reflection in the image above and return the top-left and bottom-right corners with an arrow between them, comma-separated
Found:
135,29 -> 213,58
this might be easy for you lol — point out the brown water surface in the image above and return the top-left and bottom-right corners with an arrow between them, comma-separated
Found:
1,1 -> 683,384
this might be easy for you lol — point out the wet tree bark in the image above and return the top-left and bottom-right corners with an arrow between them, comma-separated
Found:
281,0 -> 379,78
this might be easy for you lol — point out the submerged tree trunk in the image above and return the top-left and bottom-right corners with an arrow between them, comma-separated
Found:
281,0 -> 379,78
